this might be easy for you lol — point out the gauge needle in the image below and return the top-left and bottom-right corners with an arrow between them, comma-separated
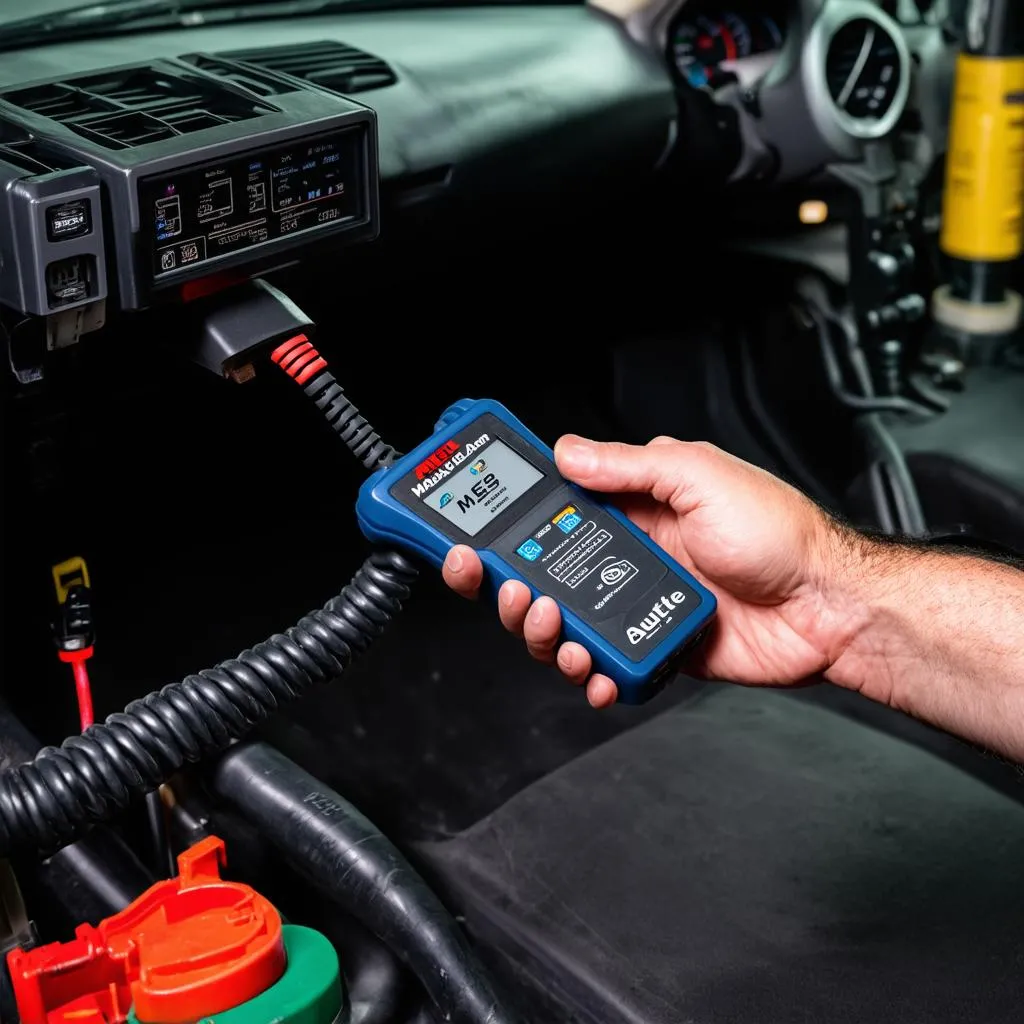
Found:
837,24 -> 877,107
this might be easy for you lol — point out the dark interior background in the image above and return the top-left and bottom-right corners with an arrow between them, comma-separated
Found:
2,187 -> 769,839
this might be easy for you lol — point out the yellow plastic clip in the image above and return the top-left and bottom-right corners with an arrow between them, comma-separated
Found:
51,556 -> 91,606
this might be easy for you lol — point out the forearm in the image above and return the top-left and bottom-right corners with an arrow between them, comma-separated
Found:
817,526 -> 1024,761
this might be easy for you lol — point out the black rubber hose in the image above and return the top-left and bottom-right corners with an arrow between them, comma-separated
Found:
858,413 -> 928,536
0,551 -> 417,858
0,697 -> 153,925
806,304 -> 933,416
211,742 -> 520,1024
28,827 -> 156,921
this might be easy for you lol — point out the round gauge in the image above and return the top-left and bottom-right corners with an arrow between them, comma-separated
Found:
723,13 -> 753,57
672,13 -> 785,88
673,16 -> 733,75
825,18 -> 903,119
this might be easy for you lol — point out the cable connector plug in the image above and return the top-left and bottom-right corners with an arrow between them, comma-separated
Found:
52,581 -> 96,731
187,279 -> 314,382
54,583 -> 95,654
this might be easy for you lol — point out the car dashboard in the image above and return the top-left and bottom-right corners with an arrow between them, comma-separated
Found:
0,0 -> 962,346
0,10 -> 677,210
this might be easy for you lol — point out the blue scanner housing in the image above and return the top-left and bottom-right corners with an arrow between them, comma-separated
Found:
356,398 -> 716,704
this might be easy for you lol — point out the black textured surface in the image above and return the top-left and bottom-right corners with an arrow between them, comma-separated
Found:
419,686 -> 1024,1024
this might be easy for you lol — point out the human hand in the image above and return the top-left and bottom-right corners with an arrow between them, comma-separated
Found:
443,435 -> 845,707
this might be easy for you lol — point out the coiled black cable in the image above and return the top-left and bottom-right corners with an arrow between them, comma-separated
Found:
0,332 -> 418,857
306,371 -> 396,471
0,551 -> 417,857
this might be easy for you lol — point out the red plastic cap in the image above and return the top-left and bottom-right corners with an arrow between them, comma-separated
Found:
8,836 -> 285,1024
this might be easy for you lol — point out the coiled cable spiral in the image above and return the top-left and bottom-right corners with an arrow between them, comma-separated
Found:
0,551 -> 417,857
0,336 -> 416,857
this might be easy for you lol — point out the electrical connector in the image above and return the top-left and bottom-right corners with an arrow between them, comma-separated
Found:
186,278 -> 313,381
54,583 -> 94,653
51,560 -> 96,731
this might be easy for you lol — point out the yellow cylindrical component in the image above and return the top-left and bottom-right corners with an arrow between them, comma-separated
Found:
941,54 -> 1024,263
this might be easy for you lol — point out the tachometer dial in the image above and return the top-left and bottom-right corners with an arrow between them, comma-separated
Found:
723,12 -> 752,57
672,13 -> 785,87
673,16 -> 735,71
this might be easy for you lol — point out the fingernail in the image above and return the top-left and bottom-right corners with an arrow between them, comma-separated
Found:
558,647 -> 574,672
529,601 -> 546,626
500,584 -> 515,608
557,436 -> 597,475
446,549 -> 463,573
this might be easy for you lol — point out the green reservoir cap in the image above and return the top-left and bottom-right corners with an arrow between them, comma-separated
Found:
128,925 -> 344,1024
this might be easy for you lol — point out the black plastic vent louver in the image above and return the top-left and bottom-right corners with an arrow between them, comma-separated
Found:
217,41 -> 397,96
0,65 -> 278,150
181,55 -> 294,98
0,118 -> 76,173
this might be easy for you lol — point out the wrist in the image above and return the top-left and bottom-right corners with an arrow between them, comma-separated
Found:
805,519 -> 919,706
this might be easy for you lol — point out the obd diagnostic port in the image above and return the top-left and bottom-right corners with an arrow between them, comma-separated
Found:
45,255 -> 94,308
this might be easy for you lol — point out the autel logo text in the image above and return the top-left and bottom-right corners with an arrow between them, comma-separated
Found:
626,591 -> 687,645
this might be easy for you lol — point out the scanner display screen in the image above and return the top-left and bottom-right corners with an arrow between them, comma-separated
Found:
422,440 -> 543,537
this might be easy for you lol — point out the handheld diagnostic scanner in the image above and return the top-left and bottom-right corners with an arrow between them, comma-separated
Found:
356,399 -> 717,705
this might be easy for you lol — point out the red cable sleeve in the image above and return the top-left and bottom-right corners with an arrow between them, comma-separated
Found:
285,349 -> 322,378
270,334 -> 310,365
271,334 -> 330,387
295,357 -> 328,385
279,342 -> 315,371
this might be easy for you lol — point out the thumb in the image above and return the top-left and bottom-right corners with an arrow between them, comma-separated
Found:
554,434 -> 699,504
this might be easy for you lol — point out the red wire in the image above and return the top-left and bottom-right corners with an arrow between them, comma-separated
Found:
59,648 -> 96,732
71,659 -> 95,731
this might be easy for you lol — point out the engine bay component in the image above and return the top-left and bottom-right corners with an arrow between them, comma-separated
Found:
213,742 -> 518,1024
6,835 -> 343,1024
936,0 -> 1023,336
0,58 -> 379,309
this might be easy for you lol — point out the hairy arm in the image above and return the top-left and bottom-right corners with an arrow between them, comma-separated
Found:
814,528 -> 1024,761
443,432 -> 1024,757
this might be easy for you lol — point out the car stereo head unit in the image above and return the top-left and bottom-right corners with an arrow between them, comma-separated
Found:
139,129 -> 364,282
0,57 -> 379,309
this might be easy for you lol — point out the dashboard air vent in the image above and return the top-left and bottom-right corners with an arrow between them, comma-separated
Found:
0,142 -> 58,174
0,65 -> 277,150
180,55 -> 295,97
0,120 -> 76,173
217,41 -> 397,95
825,18 -> 902,120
